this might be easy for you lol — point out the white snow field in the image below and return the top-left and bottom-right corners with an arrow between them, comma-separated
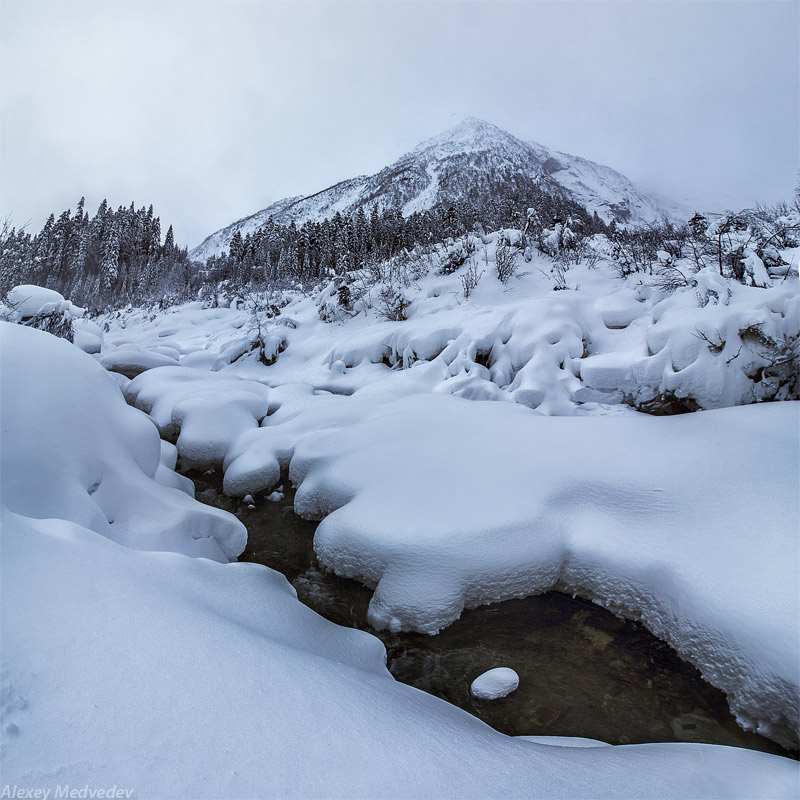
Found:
1,324 -> 798,798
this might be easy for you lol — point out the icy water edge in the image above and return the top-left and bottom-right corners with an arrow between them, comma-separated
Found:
188,469 -> 794,759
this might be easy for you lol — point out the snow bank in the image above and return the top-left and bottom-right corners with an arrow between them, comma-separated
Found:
3,511 -> 797,798
288,393 -> 800,749
0,323 -> 245,561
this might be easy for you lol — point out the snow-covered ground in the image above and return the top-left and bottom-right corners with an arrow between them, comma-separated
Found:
111,235 -> 800,415
2,238 -> 799,795
1,319 -> 798,797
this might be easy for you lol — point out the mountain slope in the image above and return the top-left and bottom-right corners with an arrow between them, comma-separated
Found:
191,117 -> 675,261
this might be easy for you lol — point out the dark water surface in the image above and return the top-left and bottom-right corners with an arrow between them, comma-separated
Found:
188,470 -> 794,759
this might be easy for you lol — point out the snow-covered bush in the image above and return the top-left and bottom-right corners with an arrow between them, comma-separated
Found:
317,278 -> 355,323
735,323 -> 799,401
460,260 -> 484,298
610,224 -> 662,276
377,282 -> 411,320
1,284 -> 87,343
538,217 -> 582,260
438,238 -> 474,275
245,310 -> 286,366
337,283 -> 352,309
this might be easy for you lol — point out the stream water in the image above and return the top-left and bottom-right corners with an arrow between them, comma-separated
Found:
189,469 -> 794,759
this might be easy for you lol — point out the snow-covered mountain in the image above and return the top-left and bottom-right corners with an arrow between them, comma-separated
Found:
191,117 -> 678,261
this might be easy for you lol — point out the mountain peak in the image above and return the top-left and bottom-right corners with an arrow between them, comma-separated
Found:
190,118 -> 677,260
413,116 -> 521,157
446,114 -> 497,134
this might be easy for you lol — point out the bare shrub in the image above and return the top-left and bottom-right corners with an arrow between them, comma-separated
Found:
460,260 -> 484,299
495,236 -> 517,283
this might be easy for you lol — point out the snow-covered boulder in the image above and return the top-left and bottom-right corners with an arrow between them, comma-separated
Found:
124,366 -> 270,470
99,343 -> 182,377
471,667 -> 520,699
73,317 -> 104,353
4,284 -> 84,321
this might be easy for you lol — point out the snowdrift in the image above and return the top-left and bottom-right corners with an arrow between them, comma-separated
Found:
0,322 -> 245,561
1,326 -> 797,797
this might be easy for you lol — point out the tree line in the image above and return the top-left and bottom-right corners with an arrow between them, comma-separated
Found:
203,183 -> 607,290
0,198 -> 192,310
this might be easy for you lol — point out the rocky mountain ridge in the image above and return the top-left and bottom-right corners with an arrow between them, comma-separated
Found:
191,117 -> 677,261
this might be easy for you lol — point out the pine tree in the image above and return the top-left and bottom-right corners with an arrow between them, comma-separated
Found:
100,222 -> 120,294
163,224 -> 175,255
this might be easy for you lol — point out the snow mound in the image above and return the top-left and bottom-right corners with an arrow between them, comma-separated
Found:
0,323 -> 245,561
98,344 -> 182,378
4,284 -> 84,320
72,317 -> 104,353
124,366 -> 270,470
288,393 -> 799,749
471,667 -> 520,700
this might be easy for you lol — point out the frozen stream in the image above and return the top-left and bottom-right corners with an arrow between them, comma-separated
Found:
190,470 -> 794,759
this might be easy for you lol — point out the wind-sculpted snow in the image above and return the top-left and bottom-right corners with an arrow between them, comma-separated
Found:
0,323 -> 245,561
287,395 -> 800,750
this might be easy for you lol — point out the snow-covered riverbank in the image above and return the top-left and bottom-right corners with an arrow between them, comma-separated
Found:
2,241 -> 798,795
1,321 -> 798,798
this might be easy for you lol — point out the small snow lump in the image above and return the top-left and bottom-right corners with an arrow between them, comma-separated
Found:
470,667 -> 519,700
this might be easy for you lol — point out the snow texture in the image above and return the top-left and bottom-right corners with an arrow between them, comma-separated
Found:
471,667 -> 521,700
3,325 -> 797,797
0,323 -> 245,562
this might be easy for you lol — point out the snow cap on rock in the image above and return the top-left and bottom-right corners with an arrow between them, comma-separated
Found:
470,667 -> 520,700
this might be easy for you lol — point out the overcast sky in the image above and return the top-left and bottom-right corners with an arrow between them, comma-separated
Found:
1,0 -> 797,248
